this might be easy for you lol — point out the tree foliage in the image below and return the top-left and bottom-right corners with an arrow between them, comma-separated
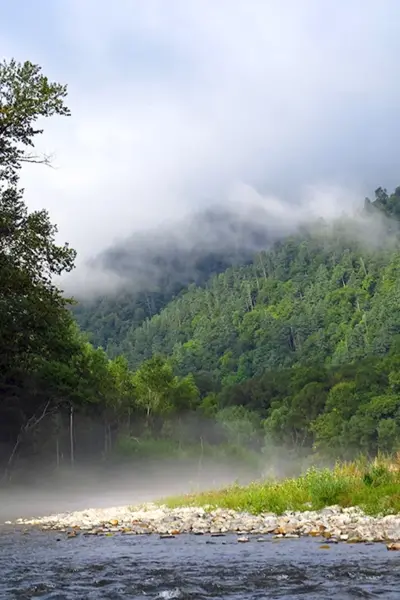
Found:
0,58 -> 70,181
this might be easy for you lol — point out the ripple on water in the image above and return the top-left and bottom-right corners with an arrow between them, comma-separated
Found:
0,530 -> 399,599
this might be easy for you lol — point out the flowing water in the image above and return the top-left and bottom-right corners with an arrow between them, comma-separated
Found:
0,528 -> 399,599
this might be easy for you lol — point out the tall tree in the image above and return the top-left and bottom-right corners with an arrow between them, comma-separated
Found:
0,59 -> 75,475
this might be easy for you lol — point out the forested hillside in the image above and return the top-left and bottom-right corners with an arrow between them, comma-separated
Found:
72,205 -> 283,354
110,190 -> 400,382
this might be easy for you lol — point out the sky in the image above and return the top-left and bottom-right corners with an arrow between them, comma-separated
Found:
2,0 -> 400,269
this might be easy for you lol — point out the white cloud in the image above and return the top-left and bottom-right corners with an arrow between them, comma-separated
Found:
2,0 -> 400,268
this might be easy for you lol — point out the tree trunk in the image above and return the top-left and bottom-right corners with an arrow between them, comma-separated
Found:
56,436 -> 60,469
69,404 -> 75,466
104,421 -> 108,456
3,401 -> 52,481
197,436 -> 204,480
3,434 -> 22,482
108,423 -> 112,453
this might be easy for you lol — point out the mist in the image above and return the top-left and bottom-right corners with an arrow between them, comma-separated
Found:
63,183 -> 366,298
0,459 -> 255,522
3,1 -> 400,271
0,448 -> 320,523
0,403 -> 318,523
64,182 -> 396,299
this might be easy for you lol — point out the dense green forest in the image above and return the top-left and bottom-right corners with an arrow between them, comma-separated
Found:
72,206 -> 279,354
119,215 -> 400,377
1,58 -> 400,483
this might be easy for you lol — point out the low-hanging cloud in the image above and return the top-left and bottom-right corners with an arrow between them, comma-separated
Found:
63,183 -> 382,298
2,0 -> 400,283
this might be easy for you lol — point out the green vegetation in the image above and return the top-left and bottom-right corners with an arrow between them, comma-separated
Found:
2,57 -> 400,482
162,457 -> 400,516
122,217 -> 400,377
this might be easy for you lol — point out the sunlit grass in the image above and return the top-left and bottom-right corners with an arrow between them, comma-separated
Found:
160,454 -> 400,516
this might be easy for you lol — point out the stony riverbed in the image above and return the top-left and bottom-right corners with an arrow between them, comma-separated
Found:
7,503 -> 400,548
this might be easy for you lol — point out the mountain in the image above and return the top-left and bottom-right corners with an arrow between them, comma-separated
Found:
72,204 -> 289,352
74,187 -> 400,376
119,223 -> 399,373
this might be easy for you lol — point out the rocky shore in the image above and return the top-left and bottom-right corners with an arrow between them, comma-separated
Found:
7,503 -> 400,548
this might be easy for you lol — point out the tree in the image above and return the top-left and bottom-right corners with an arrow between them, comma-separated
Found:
0,59 -> 70,182
215,405 -> 260,447
0,185 -> 76,374
133,356 -> 176,423
0,58 -> 74,381
0,59 -> 74,475
377,419 -> 400,454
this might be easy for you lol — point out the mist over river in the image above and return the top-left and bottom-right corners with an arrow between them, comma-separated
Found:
1,461 -> 400,599
0,528 -> 399,599
0,460 -> 257,522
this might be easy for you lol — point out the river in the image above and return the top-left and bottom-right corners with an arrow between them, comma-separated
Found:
1,528 -> 399,599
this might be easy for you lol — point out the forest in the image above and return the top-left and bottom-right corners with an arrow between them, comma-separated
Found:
1,59 -> 400,483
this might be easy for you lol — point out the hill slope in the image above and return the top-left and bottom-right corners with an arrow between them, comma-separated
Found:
72,205 -> 285,353
109,188 -> 400,384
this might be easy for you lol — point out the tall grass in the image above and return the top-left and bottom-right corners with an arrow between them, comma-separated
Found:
161,454 -> 400,516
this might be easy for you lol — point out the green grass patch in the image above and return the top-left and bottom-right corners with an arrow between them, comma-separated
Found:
160,458 -> 400,516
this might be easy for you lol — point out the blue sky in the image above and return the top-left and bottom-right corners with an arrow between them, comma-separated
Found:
2,0 -> 400,278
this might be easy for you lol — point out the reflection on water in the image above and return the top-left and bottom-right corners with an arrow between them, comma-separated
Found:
0,529 -> 399,599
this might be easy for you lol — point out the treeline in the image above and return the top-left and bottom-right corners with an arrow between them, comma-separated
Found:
209,353 -> 400,459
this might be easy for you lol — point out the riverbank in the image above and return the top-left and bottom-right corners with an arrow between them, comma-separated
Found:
7,462 -> 400,546
8,503 -> 400,546
163,461 -> 400,516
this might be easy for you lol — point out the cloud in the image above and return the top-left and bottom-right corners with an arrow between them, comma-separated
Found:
2,0 -> 400,271
62,181 -> 373,298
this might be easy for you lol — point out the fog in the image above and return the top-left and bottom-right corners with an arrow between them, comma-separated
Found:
0,419 -> 329,523
0,459 -> 261,522
63,183 -> 366,297
3,1 -> 400,269
63,182 -> 396,298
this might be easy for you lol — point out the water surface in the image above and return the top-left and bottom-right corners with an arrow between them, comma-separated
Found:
1,529 -> 399,599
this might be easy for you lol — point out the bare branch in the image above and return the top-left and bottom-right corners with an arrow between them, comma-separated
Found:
3,401 -> 55,481
20,152 -> 57,168
24,400 -> 53,431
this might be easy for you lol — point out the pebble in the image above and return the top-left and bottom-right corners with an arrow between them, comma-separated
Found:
8,503 -> 400,544
387,542 -> 400,551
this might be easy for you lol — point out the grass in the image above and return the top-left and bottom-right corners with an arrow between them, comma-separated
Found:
160,454 -> 400,517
